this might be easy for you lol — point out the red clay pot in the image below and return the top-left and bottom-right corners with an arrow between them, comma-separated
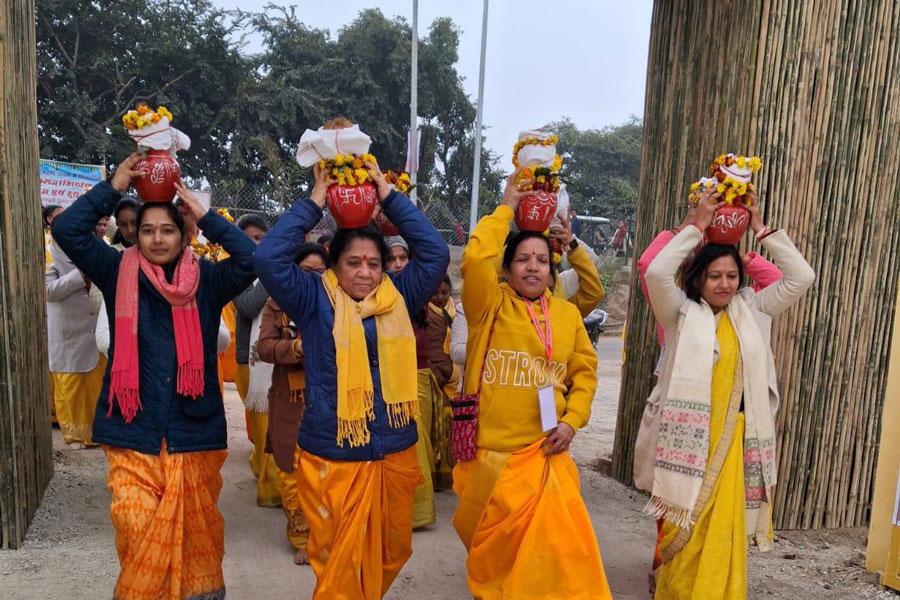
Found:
706,204 -> 750,245
515,191 -> 557,232
376,212 -> 400,236
133,150 -> 181,203
326,183 -> 378,229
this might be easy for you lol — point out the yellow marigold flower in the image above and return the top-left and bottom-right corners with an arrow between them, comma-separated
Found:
318,160 -> 327,170
352,158 -> 363,169
736,182 -> 748,196
690,181 -> 701,191
716,183 -> 726,193
346,174 -> 357,186
748,156 -> 762,171
334,155 -> 345,167
724,189 -> 737,204
736,156 -> 746,168
355,168 -> 368,181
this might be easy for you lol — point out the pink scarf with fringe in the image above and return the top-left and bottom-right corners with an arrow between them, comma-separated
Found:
109,246 -> 204,422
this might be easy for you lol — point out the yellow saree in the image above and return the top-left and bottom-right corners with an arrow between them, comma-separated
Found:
453,439 -> 612,600
655,313 -> 747,600
296,445 -> 421,600
412,368 -> 438,527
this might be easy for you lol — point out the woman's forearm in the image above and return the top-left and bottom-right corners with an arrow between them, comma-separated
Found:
645,226 -> 698,328
254,199 -> 323,327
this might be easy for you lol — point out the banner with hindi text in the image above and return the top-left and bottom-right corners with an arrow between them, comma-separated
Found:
40,159 -> 105,208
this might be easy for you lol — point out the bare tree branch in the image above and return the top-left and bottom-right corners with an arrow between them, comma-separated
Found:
101,69 -> 195,127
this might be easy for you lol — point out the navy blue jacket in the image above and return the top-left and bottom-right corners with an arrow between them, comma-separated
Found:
51,181 -> 256,454
254,191 -> 450,461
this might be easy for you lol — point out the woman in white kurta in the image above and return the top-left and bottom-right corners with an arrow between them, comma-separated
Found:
46,237 -> 105,446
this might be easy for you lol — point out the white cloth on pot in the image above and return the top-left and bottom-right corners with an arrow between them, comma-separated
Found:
129,117 -> 191,156
295,124 -> 372,167
516,130 -> 557,168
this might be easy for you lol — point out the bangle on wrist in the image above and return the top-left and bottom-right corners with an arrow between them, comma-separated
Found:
755,225 -> 771,241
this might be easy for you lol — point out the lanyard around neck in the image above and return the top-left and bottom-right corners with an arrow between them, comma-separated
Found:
523,295 -> 553,361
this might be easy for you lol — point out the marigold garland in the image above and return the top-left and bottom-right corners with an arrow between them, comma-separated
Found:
122,104 -> 174,130
511,135 -> 559,168
689,153 -> 763,205
384,170 -> 412,194
316,153 -> 378,187
512,135 -> 563,193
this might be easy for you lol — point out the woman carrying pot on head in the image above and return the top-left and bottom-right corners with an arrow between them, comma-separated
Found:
254,119 -> 449,599
453,170 -> 612,599
256,242 -> 328,566
635,199 -> 783,587
639,191 -> 815,600
51,152 -> 257,600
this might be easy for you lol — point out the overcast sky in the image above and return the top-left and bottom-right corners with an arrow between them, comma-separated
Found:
212,0 -> 653,162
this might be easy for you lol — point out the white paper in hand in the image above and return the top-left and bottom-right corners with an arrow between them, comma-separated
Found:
538,386 -> 558,432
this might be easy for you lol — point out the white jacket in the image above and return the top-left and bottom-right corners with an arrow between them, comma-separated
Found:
45,240 -> 100,373
633,226 -> 816,491
558,236 -> 602,298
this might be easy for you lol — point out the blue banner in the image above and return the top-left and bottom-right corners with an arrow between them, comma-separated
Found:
40,159 -> 105,207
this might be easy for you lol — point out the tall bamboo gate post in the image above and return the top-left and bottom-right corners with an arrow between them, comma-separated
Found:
612,0 -> 900,529
0,0 -> 53,548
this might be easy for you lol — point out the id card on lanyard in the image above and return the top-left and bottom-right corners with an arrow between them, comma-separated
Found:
524,296 -> 557,432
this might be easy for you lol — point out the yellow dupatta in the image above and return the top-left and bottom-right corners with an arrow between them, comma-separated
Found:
322,270 -> 418,447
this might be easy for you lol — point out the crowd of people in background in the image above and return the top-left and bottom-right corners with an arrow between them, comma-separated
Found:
43,118 -> 814,600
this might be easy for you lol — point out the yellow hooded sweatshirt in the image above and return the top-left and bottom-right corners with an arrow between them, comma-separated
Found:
461,205 -> 598,452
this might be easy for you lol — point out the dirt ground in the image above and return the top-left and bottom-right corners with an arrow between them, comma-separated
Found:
0,338 -> 896,599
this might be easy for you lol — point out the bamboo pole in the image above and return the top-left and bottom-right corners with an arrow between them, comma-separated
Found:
0,0 -> 54,548
614,0 -> 900,530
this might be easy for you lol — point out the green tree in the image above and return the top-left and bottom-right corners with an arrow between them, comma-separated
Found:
546,116 -> 643,223
36,2 -> 503,215
226,7 -> 502,210
36,0 -> 251,178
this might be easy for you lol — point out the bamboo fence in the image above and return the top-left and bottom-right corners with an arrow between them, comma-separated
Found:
0,0 -> 54,548
612,0 -> 900,529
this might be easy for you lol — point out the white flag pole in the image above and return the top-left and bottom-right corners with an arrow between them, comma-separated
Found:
409,0 -> 419,203
468,0 -> 490,235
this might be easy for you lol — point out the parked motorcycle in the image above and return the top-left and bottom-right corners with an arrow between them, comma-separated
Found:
583,308 -> 609,346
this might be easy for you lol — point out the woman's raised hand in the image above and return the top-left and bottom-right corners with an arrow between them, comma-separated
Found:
363,161 -> 392,202
692,190 -> 725,232
110,153 -> 147,193
745,193 -> 765,234
549,213 -> 574,249
310,163 -> 335,208
501,170 -> 530,211
680,203 -> 698,230
173,180 -> 208,222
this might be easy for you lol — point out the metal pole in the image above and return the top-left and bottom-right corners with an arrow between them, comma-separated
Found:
468,0 -> 489,235
409,0 -> 419,204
